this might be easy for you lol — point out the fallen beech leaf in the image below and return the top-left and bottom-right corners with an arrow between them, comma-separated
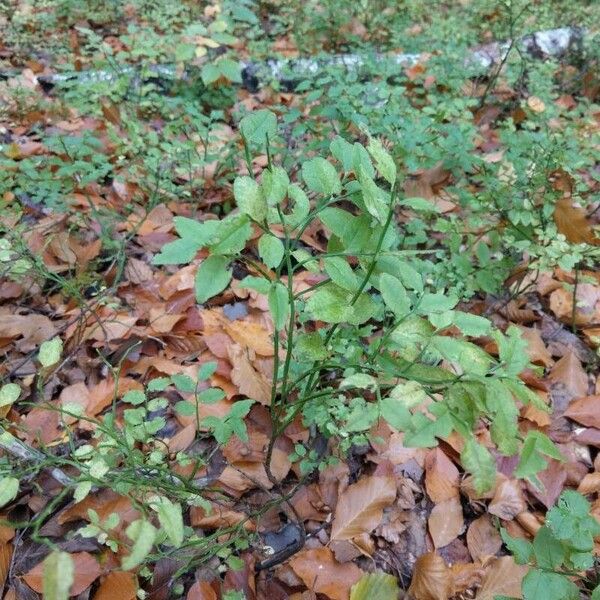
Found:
549,351 -> 589,399
24,551 -> 101,595
428,496 -> 463,548
488,479 -> 526,521
577,472 -> 600,495
228,344 -> 271,405
565,395 -> 600,429
93,572 -> 137,600
466,515 -> 502,561
475,556 -> 528,599
526,459 -> 567,508
186,580 -> 218,600
520,327 -> 553,368
424,448 -> 459,502
0,313 -> 57,351
190,505 -> 253,530
407,553 -> 452,600
223,320 -> 273,356
549,284 -> 600,326
330,476 -> 396,541
289,547 -> 363,600
553,196 -> 598,245
0,542 -> 12,590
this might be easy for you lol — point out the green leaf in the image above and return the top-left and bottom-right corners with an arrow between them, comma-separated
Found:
122,390 -> 146,405
496,325 -> 530,376
147,377 -> 170,392
38,337 -> 62,368
153,237 -> 202,265
358,165 -> 388,224
295,332 -> 328,360
515,431 -> 563,485
209,214 -> 252,255
268,282 -> 289,331
216,57 -> 242,83
546,490 -> 600,551
0,383 -> 20,408
197,388 -> 225,403
258,234 -> 284,269
366,138 -> 396,186
448,311 -> 491,337
302,157 -> 341,196
306,283 -> 376,325
418,292 -> 458,314
43,551 -> 74,600
171,374 -> 196,393
501,528 -> 533,564
173,216 -> 219,243
175,400 -> 196,416
460,438 -> 496,493
240,109 -> 277,145
195,255 -> 232,303
340,373 -> 377,390
233,176 -> 267,222
432,336 -> 492,376
261,166 -> 289,205
379,273 -> 411,317
0,476 -> 19,508
533,526 -> 565,569
350,572 -> 400,600
198,362 -> 218,381
522,569 -> 578,600
122,519 -> 157,570
150,496 -> 184,548
401,197 -> 441,212
330,136 -> 354,172
486,380 -> 519,455
238,275 -> 271,295
380,397 -> 412,431
324,257 -> 360,292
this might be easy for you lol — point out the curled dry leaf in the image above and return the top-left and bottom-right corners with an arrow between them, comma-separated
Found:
519,326 -> 553,368
466,515 -> 502,561
24,551 -> 101,596
330,476 -> 396,541
228,344 -> 272,405
93,571 -> 137,600
288,547 -> 363,600
428,496 -> 463,548
475,556 -> 528,599
424,448 -> 459,503
488,479 -> 526,521
407,553 -> 452,600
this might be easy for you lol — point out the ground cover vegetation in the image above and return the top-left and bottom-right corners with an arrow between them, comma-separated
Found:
0,0 -> 600,598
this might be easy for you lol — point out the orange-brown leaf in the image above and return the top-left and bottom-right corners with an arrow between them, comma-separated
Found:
488,479 -> 526,521
553,196 -> 598,245
475,556 -> 528,599
93,571 -> 137,600
289,547 -> 363,600
407,553 -> 452,600
186,581 -> 218,600
565,395 -> 600,429
330,476 -> 396,541
0,542 -> 12,590
466,515 -> 502,561
24,551 -> 101,595
424,448 -> 460,503
428,496 -> 463,548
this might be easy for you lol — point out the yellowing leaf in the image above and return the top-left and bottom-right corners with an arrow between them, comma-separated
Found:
350,572 -> 399,600
42,551 -> 74,600
330,476 -> 396,541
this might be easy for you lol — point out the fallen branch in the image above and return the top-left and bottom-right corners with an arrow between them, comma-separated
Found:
0,26 -> 586,93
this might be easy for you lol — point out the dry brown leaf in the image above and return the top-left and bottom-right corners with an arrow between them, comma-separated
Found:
0,313 -> 57,351
407,553 -> 452,600
424,448 -> 460,503
475,556 -> 528,599
93,571 -> 137,600
24,551 -> 101,595
0,542 -> 12,591
577,472 -> 600,495
526,459 -> 567,509
553,196 -> 598,245
428,496 -> 463,548
520,327 -> 553,368
549,351 -> 589,399
488,478 -> 526,521
565,395 -> 600,429
228,344 -> 271,405
124,257 -> 154,284
190,505 -> 254,530
223,320 -> 273,356
186,581 -> 218,600
330,476 -> 396,541
466,515 -> 502,561
549,284 -> 600,326
288,547 -> 363,600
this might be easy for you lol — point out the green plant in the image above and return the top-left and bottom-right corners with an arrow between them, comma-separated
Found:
154,108 -> 559,493
502,490 -> 600,600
